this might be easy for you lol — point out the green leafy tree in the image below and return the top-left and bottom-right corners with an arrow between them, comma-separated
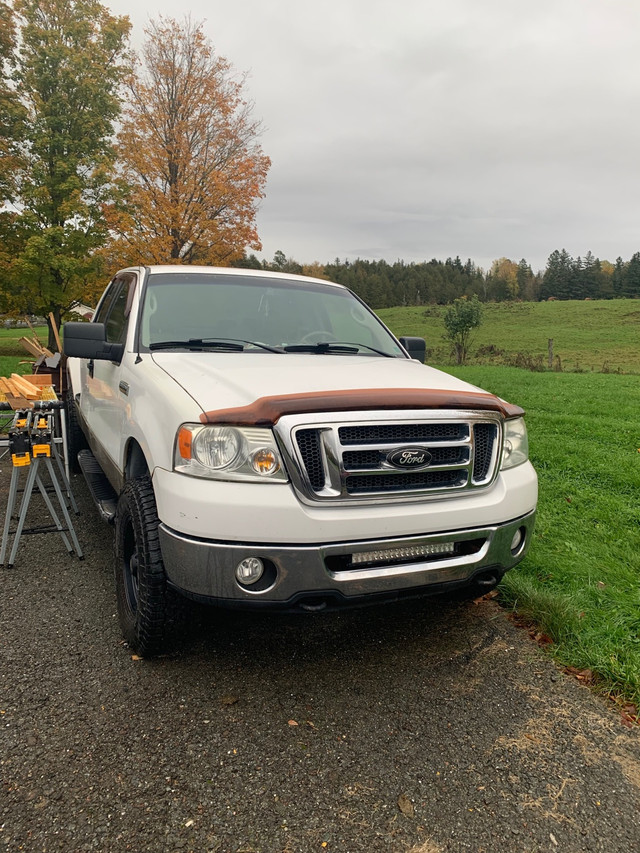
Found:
0,0 -> 26,291
0,1 -> 25,206
487,257 -> 519,301
268,249 -> 302,274
443,294 -> 483,365
4,0 -> 130,346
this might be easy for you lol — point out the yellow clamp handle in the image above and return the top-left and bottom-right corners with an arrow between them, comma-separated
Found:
11,453 -> 31,467
31,444 -> 51,458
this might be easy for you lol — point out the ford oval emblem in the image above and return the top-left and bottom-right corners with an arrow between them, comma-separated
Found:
387,447 -> 432,470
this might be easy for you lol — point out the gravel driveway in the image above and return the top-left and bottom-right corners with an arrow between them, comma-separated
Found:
1,463 -> 639,853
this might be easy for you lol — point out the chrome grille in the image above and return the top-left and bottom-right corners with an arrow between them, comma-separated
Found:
295,429 -> 325,490
281,410 -> 503,504
473,422 -> 498,481
342,445 -> 468,470
346,470 -> 466,494
338,423 -> 467,444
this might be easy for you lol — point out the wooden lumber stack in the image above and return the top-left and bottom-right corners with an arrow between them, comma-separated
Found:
0,373 -> 57,408
18,317 -> 54,360
19,335 -> 54,359
17,313 -> 66,393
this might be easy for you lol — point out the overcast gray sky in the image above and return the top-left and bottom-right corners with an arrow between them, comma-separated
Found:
105,0 -> 640,273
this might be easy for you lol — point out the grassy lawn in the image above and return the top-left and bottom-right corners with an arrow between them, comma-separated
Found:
379,298 -> 640,373
0,326 -> 49,378
444,366 -> 640,708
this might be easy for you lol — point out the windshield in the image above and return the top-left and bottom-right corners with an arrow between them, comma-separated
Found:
139,273 -> 405,357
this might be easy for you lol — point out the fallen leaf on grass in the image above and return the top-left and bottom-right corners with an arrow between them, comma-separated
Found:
131,655 -> 142,661
565,666 -> 595,684
533,631 -> 553,646
288,719 -> 299,726
397,793 -> 415,818
620,703 -> 639,727
472,589 -> 499,604
220,695 -> 239,706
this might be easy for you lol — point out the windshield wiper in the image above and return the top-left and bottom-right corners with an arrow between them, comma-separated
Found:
150,339 -> 244,352
149,338 -> 283,353
283,341 -> 395,357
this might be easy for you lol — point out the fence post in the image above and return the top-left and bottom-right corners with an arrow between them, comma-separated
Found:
548,338 -> 554,370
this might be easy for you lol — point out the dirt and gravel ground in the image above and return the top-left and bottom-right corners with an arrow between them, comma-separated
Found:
1,462 -> 639,853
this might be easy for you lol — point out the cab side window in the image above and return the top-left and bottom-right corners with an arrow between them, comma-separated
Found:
93,279 -> 120,327
98,275 -> 136,344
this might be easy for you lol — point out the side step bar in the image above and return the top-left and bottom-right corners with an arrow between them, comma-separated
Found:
78,449 -> 118,524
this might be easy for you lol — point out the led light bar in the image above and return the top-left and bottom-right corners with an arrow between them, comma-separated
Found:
351,541 -> 455,565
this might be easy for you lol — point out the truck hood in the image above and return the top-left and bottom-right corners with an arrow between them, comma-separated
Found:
151,352 -> 501,417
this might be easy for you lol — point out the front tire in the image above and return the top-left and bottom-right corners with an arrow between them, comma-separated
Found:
114,476 -> 184,656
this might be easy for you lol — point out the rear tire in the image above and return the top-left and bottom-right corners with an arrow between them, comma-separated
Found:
114,476 -> 184,656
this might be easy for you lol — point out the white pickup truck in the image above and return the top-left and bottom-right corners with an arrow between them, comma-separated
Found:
64,266 -> 537,655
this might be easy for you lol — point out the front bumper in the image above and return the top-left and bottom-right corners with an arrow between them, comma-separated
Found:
159,510 -> 536,609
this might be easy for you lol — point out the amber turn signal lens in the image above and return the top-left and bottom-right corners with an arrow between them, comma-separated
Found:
178,427 -> 193,459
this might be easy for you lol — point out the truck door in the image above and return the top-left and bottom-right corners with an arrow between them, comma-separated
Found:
81,273 -> 137,476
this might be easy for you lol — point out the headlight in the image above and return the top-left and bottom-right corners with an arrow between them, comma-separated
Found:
174,424 -> 287,482
193,426 -> 242,469
501,417 -> 529,470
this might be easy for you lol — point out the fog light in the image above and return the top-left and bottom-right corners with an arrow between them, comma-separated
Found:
250,448 -> 280,476
235,557 -> 264,585
510,527 -> 525,555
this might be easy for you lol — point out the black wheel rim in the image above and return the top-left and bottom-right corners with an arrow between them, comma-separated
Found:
122,519 -> 139,616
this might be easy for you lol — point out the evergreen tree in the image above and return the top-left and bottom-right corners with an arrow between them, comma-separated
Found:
516,258 -> 537,301
612,257 -> 626,297
623,252 -> 640,297
541,249 -> 574,300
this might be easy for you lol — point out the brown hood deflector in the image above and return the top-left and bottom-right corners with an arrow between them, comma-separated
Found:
201,388 -> 524,426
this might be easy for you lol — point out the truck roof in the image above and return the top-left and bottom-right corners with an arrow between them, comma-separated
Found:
118,265 -> 345,290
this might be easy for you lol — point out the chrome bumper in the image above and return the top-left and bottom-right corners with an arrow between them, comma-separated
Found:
159,510 -> 536,608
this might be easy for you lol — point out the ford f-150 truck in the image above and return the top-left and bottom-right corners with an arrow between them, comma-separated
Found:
63,266 -> 537,655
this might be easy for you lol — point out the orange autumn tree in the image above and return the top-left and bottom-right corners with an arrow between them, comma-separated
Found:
105,17 -> 270,266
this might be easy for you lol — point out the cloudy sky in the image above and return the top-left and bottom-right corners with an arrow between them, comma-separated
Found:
104,0 -> 640,273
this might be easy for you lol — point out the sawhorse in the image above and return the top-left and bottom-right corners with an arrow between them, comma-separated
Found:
1,406 -> 83,568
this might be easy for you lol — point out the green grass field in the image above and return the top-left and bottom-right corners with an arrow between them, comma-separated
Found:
443,366 -> 640,708
0,326 -> 49,378
1,305 -> 639,707
379,298 -> 640,373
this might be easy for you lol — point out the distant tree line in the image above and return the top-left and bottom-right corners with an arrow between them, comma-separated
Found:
237,249 -> 640,309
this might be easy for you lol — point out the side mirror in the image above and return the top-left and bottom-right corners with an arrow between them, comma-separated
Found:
63,321 -> 124,363
399,336 -> 426,363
